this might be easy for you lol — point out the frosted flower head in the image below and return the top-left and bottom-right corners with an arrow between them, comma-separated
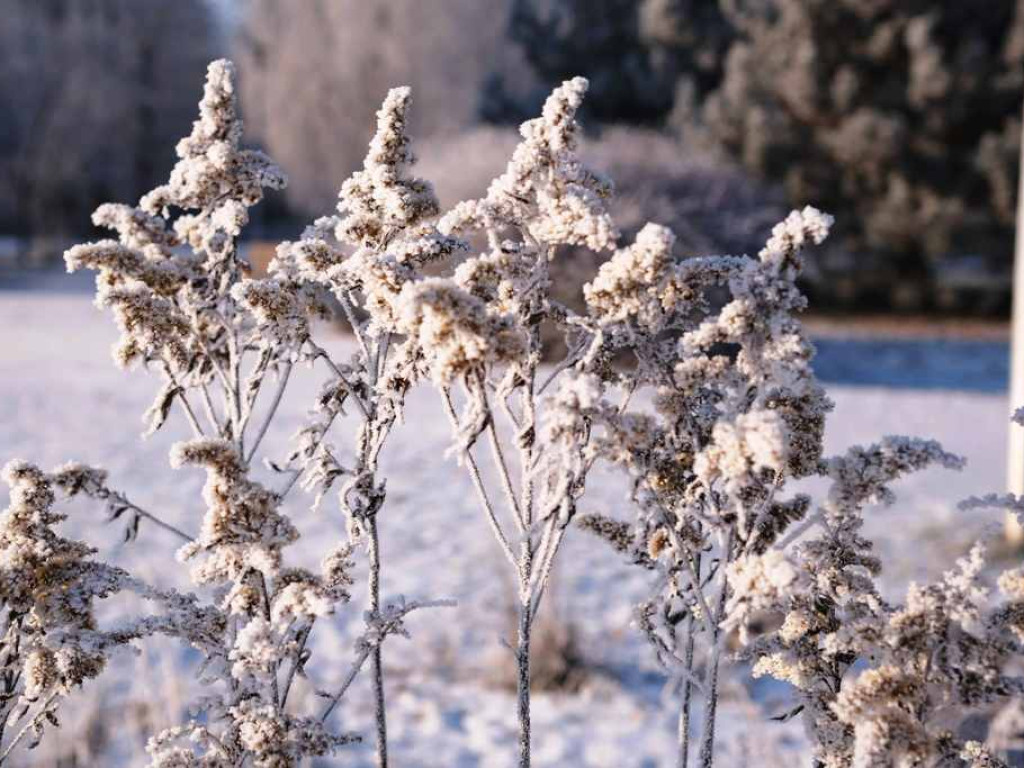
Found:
140,59 -> 285,259
397,278 -> 526,385
584,223 -> 680,330
760,205 -> 834,270
91,203 -> 179,252
832,666 -> 931,766
171,439 -> 298,586
231,277 -> 329,350
454,244 -> 535,315
694,408 -> 789,494
336,87 -> 440,247
725,548 -> 806,643
445,77 -> 619,253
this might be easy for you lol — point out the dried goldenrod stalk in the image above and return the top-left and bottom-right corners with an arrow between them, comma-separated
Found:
8,52 -> 1024,768
55,60 -> 449,768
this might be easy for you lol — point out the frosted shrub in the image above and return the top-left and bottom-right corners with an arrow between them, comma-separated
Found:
578,206 -> 837,765
578,204 -> 1024,767
6,55 -> 1024,768
394,76 -> 622,768
0,461 -> 200,761
58,60 -> 449,768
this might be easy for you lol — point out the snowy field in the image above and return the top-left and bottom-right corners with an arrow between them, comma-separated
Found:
0,279 -> 1013,766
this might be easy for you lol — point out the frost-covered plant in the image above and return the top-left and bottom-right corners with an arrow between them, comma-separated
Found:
11,51 -> 1024,768
725,438 -> 1000,768
0,461 -> 186,764
263,84 -> 464,765
576,203 -> 1024,768
730,410 -> 1024,768
55,60 -> 448,767
578,206 -> 834,766
0,458 -> 223,765
380,76 -> 624,768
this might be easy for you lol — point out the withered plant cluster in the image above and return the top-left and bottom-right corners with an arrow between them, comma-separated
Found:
4,58 -> 1024,768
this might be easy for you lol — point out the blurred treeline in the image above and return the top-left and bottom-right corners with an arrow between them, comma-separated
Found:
0,1 -> 215,238
3,0 -> 1024,311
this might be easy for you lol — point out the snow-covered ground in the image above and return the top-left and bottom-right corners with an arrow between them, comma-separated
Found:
0,281 -> 1012,766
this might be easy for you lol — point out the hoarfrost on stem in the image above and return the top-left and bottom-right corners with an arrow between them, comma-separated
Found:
8,52 -> 1024,768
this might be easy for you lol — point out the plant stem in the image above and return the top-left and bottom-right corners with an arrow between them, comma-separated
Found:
319,646 -> 374,723
697,533 -> 733,768
697,628 -> 723,768
0,693 -> 57,764
245,362 -> 292,464
367,515 -> 388,768
127,502 -> 195,543
516,540 -> 534,768
279,622 -> 312,710
105,490 -> 194,543
677,615 -> 695,768
441,389 -> 517,569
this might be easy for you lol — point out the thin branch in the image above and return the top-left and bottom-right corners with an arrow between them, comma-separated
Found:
121,498 -> 195,544
228,328 -> 244,451
161,363 -> 205,438
246,362 -> 293,464
518,365 -> 537,529
376,331 -> 392,383
536,336 -> 588,395
482,391 -> 526,532
275,409 -> 341,500
308,341 -> 371,420
177,391 -> 206,438
678,602 -> 696,768
441,389 -> 518,570
195,332 -> 237,438
338,292 -> 370,360
199,382 -> 224,436
100,487 -> 195,544
318,599 -> 455,724
697,529 -> 734,768
774,508 -> 827,551
279,621 -> 313,710
318,646 -> 373,724
0,693 -> 58,764
367,517 -> 389,768
529,515 -> 567,621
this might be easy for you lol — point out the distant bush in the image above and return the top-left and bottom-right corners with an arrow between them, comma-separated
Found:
504,0 -> 734,124
507,0 -> 1024,283
702,0 -> 1024,278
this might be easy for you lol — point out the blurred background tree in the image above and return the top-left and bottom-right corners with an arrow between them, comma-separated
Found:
503,0 -> 734,123
233,0 -> 525,218
1,0 -> 1022,313
702,0 -> 1024,282
0,0 -> 214,238
503,0 -> 1024,308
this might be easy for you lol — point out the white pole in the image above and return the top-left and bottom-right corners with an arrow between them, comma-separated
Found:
1006,104 -> 1024,544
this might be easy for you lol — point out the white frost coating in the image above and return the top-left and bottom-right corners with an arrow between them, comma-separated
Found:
440,77 -> 619,253
396,277 -> 526,385
17,53 -> 1024,768
584,223 -> 678,329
